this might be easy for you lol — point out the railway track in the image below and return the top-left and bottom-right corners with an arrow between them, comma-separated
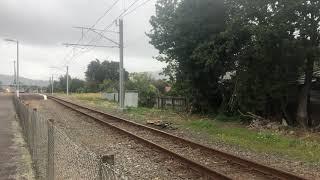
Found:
48,95 -> 306,180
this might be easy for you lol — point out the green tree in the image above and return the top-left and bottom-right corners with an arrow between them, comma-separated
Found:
227,0 -> 320,127
70,78 -> 85,93
152,79 -> 169,95
85,59 -> 128,92
126,73 -> 159,107
58,74 -> 71,93
148,0 -> 227,112
294,0 -> 320,128
85,59 -> 102,83
224,0 -> 304,121
149,0 -> 320,128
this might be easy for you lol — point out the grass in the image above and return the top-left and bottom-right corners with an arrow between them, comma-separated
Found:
185,119 -> 320,162
58,93 -> 320,163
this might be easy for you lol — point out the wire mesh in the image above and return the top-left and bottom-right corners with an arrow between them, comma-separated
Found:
13,97 -> 129,180
14,98 -> 48,179
100,162 -> 129,180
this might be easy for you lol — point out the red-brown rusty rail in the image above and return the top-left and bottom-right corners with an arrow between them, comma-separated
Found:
48,95 -> 307,180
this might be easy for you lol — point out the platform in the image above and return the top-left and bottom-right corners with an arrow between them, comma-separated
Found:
0,94 -> 34,179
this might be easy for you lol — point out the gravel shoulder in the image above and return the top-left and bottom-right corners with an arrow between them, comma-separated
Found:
31,99 -> 202,179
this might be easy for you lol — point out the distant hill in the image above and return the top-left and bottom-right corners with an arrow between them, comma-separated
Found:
0,74 -> 49,87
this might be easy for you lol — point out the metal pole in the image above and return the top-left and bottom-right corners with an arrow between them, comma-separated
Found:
16,41 -> 19,97
13,61 -> 16,89
51,75 -> 54,95
66,66 -> 69,96
119,19 -> 125,109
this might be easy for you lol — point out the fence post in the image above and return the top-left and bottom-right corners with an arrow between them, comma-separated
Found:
185,98 -> 187,111
161,97 -> 164,109
27,105 -> 32,150
31,108 -> 37,167
47,119 -> 55,180
99,154 -> 115,180
172,98 -> 175,110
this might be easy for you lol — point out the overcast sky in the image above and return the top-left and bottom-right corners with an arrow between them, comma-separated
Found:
0,0 -> 165,80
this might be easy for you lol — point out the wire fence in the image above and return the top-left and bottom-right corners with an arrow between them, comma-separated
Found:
155,96 -> 188,111
13,97 -> 129,180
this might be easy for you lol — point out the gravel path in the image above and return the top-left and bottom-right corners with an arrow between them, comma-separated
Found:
34,99 -> 202,179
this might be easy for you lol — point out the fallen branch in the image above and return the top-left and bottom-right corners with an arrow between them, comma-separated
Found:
238,110 -> 266,121
314,123 -> 320,131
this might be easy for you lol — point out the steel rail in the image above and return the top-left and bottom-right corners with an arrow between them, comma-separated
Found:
48,95 -> 231,180
48,95 -> 307,180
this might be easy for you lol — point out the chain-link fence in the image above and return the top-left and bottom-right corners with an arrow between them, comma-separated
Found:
14,97 -> 129,180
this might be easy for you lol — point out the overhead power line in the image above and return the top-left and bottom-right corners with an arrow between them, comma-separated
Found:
73,27 -> 119,34
63,0 -> 121,65
84,0 -> 141,45
63,0 -> 146,65
66,0 -> 141,62
90,0 -> 121,30
123,0 -> 155,17
73,0 -> 139,50
63,43 -> 118,48
119,0 -> 141,18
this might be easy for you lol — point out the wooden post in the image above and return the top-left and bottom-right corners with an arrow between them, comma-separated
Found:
161,97 -> 164,109
185,98 -> 187,111
158,97 -> 160,108
47,119 -> 55,180
172,97 -> 175,110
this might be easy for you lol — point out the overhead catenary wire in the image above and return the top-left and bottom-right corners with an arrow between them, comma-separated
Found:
64,0 -> 142,63
64,21 -> 117,64
84,0 -> 141,46
90,0 -> 121,30
62,0 -> 153,68
121,0 -> 156,48
63,0 -> 121,66
123,0 -> 155,17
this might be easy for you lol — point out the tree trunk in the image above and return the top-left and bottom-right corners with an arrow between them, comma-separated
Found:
296,57 -> 314,129
281,97 -> 293,125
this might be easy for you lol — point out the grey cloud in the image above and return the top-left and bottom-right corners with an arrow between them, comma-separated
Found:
0,0 -> 165,80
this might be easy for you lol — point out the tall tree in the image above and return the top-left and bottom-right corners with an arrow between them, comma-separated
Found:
294,0 -> 320,128
225,0 -> 304,121
149,0 -> 320,128
126,73 -> 159,107
59,74 -> 72,93
85,59 -> 102,82
148,0 -> 227,111
85,59 -> 129,92
85,59 -> 129,82
70,78 -> 85,93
